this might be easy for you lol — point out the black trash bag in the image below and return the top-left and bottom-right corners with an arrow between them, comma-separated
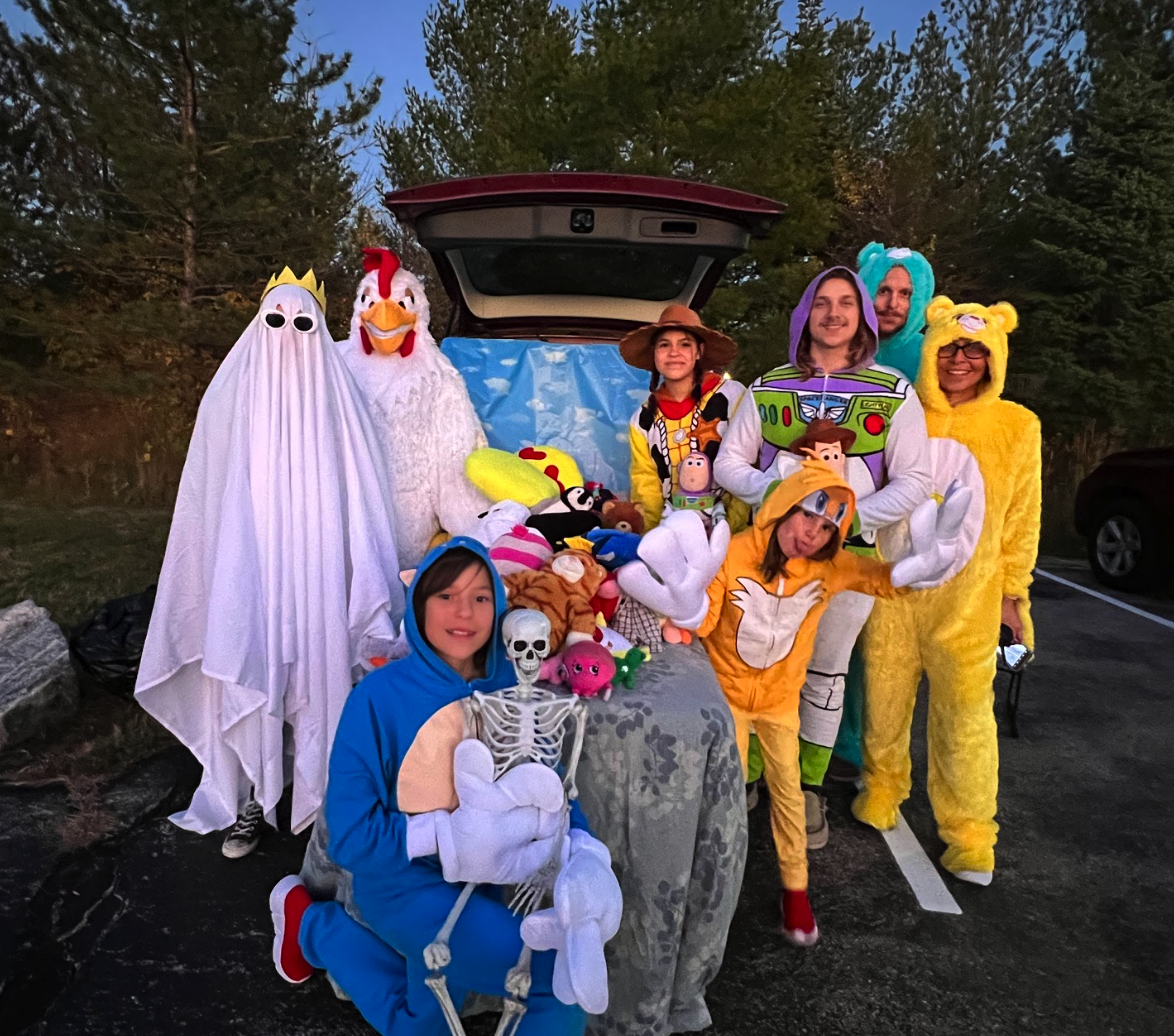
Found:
69,585 -> 157,699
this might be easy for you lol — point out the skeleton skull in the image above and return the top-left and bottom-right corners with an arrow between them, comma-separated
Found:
502,609 -> 552,684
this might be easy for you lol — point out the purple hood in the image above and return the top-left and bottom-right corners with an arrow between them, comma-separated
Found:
788,266 -> 879,371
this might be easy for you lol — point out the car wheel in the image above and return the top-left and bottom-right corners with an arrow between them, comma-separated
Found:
1086,499 -> 1166,592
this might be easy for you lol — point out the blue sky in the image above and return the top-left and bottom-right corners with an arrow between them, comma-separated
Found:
3,0 -> 933,130
298,0 -> 930,127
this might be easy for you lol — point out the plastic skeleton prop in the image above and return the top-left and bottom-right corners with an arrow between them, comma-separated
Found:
424,609 -> 588,1036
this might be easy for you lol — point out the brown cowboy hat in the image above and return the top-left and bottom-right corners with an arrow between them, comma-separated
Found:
619,304 -> 738,372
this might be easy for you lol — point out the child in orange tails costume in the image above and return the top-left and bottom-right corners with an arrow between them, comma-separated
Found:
618,461 -> 969,945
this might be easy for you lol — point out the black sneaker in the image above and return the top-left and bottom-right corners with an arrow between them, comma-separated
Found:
222,799 -> 265,858
825,755 -> 861,784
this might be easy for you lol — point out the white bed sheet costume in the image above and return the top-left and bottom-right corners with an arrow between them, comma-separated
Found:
136,271 -> 405,836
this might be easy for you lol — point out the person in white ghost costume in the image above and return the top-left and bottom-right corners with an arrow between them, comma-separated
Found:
136,270 -> 404,859
337,248 -> 490,567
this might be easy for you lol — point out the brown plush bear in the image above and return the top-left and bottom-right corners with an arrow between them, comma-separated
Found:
599,499 -> 645,536
504,548 -> 608,653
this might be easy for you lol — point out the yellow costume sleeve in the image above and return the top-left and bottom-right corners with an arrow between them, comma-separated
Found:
999,413 -> 1042,650
629,421 -> 666,531
1000,414 -> 1042,602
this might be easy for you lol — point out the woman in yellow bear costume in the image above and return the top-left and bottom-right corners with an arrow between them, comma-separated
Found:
853,297 -> 1041,885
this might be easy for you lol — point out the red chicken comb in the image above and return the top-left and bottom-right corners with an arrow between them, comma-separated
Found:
361,248 -> 401,300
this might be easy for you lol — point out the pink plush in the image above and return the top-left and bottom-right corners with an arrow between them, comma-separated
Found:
540,642 -> 617,701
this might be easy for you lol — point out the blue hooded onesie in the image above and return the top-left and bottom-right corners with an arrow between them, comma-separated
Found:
856,242 -> 936,383
297,536 -> 587,1036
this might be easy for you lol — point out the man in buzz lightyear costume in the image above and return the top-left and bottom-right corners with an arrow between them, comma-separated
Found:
715,266 -> 930,846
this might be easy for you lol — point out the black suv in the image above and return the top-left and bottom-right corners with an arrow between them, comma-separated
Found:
1074,448 -> 1174,591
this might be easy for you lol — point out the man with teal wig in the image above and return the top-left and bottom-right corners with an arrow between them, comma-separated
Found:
856,242 -> 936,383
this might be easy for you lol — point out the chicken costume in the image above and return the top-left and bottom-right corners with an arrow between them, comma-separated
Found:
854,298 -> 1041,882
338,248 -> 490,566
136,271 -> 404,836
714,268 -> 931,785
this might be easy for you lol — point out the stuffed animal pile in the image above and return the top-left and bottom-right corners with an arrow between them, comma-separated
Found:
463,444 -> 693,689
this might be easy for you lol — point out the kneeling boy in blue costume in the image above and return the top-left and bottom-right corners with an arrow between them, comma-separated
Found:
269,538 -> 620,1035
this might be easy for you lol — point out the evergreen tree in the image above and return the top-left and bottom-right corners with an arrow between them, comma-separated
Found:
829,0 -> 1079,299
380,0 -> 578,185
378,0 -> 849,378
4,0 -> 379,357
1019,0 -> 1174,440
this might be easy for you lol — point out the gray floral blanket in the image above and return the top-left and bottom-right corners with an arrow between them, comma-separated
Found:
301,642 -> 747,1035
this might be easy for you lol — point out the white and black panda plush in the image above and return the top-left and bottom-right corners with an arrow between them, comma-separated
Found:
526,487 -> 601,551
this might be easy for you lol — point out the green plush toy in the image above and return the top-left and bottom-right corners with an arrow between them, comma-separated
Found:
613,647 -> 650,689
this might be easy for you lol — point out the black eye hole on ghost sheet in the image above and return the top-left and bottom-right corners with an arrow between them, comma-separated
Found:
261,308 -> 318,333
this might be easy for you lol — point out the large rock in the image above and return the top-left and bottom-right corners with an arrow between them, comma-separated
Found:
0,599 -> 78,752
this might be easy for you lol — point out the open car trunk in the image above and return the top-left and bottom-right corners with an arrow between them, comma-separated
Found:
384,173 -> 785,340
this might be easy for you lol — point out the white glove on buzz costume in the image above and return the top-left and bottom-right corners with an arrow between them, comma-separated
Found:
520,828 -> 623,1014
406,739 -> 567,886
890,481 -> 973,590
616,510 -> 730,630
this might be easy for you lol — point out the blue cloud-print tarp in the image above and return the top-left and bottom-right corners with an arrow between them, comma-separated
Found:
441,337 -> 649,495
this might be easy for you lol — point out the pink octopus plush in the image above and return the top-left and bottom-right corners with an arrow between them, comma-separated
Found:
540,641 -> 616,701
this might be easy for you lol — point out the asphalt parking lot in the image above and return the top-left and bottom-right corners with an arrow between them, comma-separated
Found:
2,560 -> 1171,1035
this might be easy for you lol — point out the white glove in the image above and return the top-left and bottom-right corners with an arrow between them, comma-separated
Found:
520,829 -> 623,1014
406,739 -> 567,885
616,510 -> 730,630
891,481 -> 973,590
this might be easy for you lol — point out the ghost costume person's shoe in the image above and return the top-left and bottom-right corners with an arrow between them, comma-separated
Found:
221,798 -> 264,859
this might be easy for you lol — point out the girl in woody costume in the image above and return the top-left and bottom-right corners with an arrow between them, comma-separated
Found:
622,305 -> 750,534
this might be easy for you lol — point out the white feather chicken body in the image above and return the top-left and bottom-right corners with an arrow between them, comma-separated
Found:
337,256 -> 490,567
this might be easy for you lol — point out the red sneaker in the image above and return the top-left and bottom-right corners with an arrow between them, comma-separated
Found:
270,876 -> 315,983
780,888 -> 820,947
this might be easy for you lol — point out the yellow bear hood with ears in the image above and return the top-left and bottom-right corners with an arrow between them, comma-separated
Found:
916,297 -> 1019,414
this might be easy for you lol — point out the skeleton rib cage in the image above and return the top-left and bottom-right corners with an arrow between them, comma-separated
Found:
423,609 -> 589,1036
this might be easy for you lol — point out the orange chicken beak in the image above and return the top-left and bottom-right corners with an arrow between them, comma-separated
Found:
360,298 -> 416,355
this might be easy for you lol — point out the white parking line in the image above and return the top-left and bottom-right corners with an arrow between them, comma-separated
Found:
1035,569 -> 1174,631
880,810 -> 963,915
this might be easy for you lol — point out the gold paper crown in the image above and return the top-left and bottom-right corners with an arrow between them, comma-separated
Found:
261,266 -> 327,313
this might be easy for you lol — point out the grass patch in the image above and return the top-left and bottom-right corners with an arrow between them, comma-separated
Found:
1,502 -> 172,630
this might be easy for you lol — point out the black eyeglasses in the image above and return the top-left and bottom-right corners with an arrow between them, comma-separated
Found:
938,341 -> 989,359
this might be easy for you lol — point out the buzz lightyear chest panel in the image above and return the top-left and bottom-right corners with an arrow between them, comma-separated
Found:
753,366 -> 905,491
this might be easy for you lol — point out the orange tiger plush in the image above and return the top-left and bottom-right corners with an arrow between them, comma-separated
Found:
504,548 -> 607,654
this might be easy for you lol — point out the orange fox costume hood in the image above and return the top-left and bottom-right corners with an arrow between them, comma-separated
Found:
752,461 -> 857,553
698,462 -> 896,716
